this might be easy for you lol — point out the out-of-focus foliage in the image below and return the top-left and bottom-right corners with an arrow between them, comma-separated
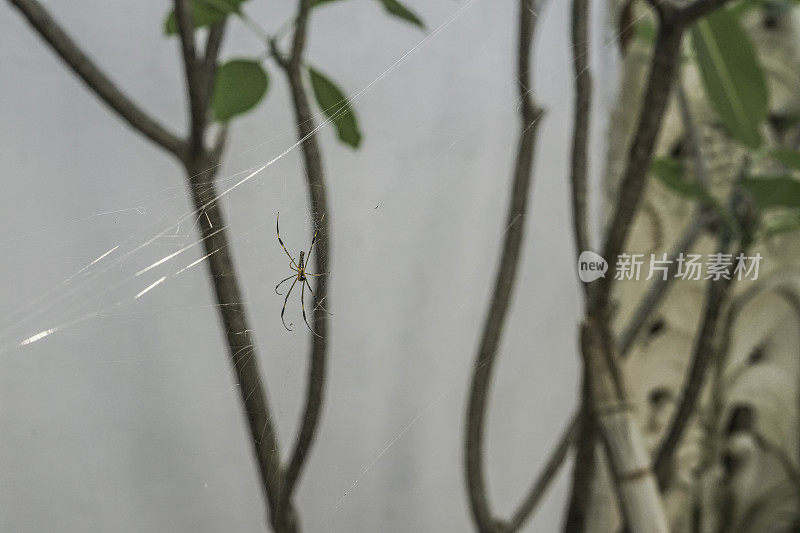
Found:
691,8 -> 768,149
163,0 -> 249,35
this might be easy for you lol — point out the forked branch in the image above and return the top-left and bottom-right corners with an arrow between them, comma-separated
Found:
272,0 -> 331,528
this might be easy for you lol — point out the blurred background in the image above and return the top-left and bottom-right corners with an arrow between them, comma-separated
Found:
0,0 -> 612,530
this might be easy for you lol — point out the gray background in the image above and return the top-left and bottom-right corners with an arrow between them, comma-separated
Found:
0,0 -> 610,530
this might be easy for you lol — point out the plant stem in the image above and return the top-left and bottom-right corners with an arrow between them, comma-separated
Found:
464,1 -> 545,531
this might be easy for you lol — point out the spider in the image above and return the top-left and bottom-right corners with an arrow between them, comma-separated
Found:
274,212 -> 327,336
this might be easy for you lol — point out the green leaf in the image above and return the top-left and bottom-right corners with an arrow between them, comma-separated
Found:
651,157 -> 705,198
690,9 -> 768,148
312,0 -> 424,29
212,60 -> 269,122
164,0 -> 247,35
307,66 -> 361,149
761,211 -> 800,238
651,157 -> 741,232
634,19 -> 657,46
377,0 -> 424,28
743,175 -> 800,208
770,150 -> 800,172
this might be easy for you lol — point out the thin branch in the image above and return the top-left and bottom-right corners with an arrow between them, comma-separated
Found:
464,1 -> 545,531
652,244 -> 736,489
617,212 -> 711,355
563,0 -> 595,526
569,0 -> 592,265
507,416 -> 580,532
593,23 -> 684,311
563,376 -> 596,532
273,1 -> 330,528
173,0 -> 206,152
203,21 -> 227,109
6,0 -> 185,157
653,155 -> 751,488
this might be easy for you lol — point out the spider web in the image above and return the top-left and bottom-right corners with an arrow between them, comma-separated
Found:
0,0 -> 623,530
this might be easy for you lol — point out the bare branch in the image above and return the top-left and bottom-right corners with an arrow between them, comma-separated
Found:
563,0 -> 595,526
563,377 -> 596,531
618,212 -> 711,355
273,1 -> 330,528
618,83 -> 715,355
288,0 -> 311,67
569,0 -> 592,264
653,155 -> 751,488
652,244 -> 736,488
173,0 -> 206,152
594,24 -> 684,310
464,1 -> 545,531
203,21 -> 227,109
6,0 -> 185,157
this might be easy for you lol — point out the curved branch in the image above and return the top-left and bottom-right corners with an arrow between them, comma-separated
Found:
273,1 -> 330,528
464,1 -> 545,531
7,0 -> 185,157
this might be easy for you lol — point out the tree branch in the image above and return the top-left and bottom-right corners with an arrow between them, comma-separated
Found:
506,416 -> 579,532
8,1 -> 304,529
273,1 -> 330,528
580,0 -> 733,526
563,0 -> 595,527
652,243 -> 737,488
464,1 -> 545,531
6,0 -> 185,157
653,151 -> 752,489
184,161 -> 296,532
203,21 -> 227,109
594,24 -> 684,311
569,0 -> 592,264
173,0 -> 207,152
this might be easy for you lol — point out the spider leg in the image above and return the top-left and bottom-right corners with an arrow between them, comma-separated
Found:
306,227 -> 319,263
300,281 -> 322,337
275,274 -> 295,295
304,279 -> 332,315
303,271 -> 329,277
280,278 -> 298,331
276,212 -> 299,269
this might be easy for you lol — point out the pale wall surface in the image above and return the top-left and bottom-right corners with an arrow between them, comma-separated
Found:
0,0 -> 609,530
